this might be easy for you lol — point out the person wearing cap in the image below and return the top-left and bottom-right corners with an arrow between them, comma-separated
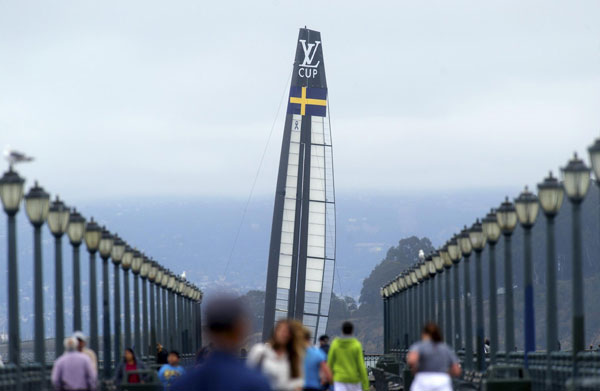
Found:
172,295 -> 272,391
51,337 -> 97,391
74,331 -> 98,376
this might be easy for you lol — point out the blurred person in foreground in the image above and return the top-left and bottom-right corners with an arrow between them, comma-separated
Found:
304,329 -> 332,391
172,295 -> 272,391
406,323 -> 461,391
248,319 -> 305,391
73,331 -> 98,376
158,350 -> 186,390
114,348 -> 147,385
327,322 -> 369,391
51,337 -> 97,391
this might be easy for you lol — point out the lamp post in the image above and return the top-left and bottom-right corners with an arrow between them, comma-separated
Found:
140,257 -> 150,357
84,218 -> 102,353
440,246 -> 453,347
67,209 -> 86,332
111,236 -> 125,366
469,220 -> 487,371
148,262 -> 158,357
155,267 -> 164,348
447,237 -> 462,350
415,265 -> 424,331
24,182 -> 50,365
131,250 -> 143,354
404,273 -> 413,344
419,260 -> 429,323
0,168 -> 25,368
482,209 -> 501,364
496,197 -> 518,352
432,252 -> 444,329
426,255 -> 436,322
161,271 -> 169,347
121,247 -> 133,349
98,227 -> 114,377
168,274 -> 176,350
458,226 -> 473,370
537,172 -> 564,388
48,196 -> 70,357
561,153 -> 591,357
515,186 -> 540,364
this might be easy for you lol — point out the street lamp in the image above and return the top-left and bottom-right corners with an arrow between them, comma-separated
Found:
121,246 -> 133,349
537,171 -> 564,386
432,252 -> 444,329
426,254 -> 436,322
415,264 -> 424,331
167,273 -> 176,350
440,246 -> 453,347
0,168 -> 25,366
515,186 -> 540,363
160,270 -> 169,346
111,236 -> 125,364
131,249 -> 143,354
405,272 -> 415,344
48,196 -> 70,357
482,209 -> 501,364
496,197 -> 518,352
154,267 -> 164,348
459,226 -> 473,370
68,209 -> 86,332
469,219 -> 487,371
84,217 -> 102,353
148,261 -> 158,356
140,256 -> 151,357
24,181 -> 50,365
561,153 -> 591,356
98,227 -> 114,376
447,237 -> 462,350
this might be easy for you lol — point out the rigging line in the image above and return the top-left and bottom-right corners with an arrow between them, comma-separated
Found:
223,70 -> 293,278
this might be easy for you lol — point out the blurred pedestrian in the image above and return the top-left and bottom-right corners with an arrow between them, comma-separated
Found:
156,343 -> 169,365
172,295 -> 272,391
327,322 -> 369,391
406,323 -> 461,391
114,348 -> 147,385
319,335 -> 330,356
51,337 -> 97,391
248,319 -> 305,391
158,350 -> 186,390
304,329 -> 332,391
73,331 -> 97,376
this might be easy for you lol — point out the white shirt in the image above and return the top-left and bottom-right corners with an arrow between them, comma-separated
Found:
247,343 -> 303,391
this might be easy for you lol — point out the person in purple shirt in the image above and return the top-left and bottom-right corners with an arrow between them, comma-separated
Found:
51,337 -> 97,391
172,295 -> 272,391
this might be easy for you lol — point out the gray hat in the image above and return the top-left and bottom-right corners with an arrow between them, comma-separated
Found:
73,331 -> 87,342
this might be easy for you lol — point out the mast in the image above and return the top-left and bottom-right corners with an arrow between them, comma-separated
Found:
263,28 -> 335,342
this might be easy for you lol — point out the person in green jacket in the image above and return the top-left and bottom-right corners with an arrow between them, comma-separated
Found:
327,321 -> 369,391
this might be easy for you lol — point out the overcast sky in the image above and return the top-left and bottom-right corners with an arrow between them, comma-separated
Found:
2,1 -> 600,201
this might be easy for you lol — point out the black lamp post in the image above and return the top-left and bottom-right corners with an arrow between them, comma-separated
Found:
482,209 -> 501,364
426,255 -> 436,322
167,273 -> 177,350
0,168 -> 25,367
148,262 -> 158,357
537,172 -> 564,387
432,252 -> 443,332
98,227 -> 114,377
67,209 -> 86,332
447,236 -> 462,350
131,250 -> 143,354
121,246 -> 133,349
419,259 -> 429,324
155,267 -> 164,348
496,197 -> 518,352
24,182 -> 50,365
84,218 -> 102,354
515,186 -> 540,363
177,278 -> 186,352
140,257 -> 150,357
160,271 -> 169,347
440,246 -> 453,347
110,236 -> 125,366
415,264 -> 424,332
48,196 -> 70,357
468,220 -> 487,372
458,226 -> 473,370
561,153 -> 591,357
403,273 -> 413,344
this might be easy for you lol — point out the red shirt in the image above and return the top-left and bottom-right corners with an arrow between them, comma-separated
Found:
126,363 -> 140,383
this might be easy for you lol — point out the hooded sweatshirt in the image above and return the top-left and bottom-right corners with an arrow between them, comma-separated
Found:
327,337 -> 369,390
